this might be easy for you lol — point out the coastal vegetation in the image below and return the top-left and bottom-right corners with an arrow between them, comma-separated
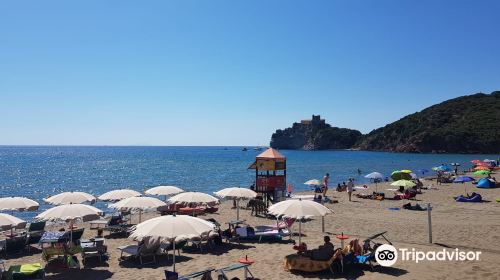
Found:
271,91 -> 500,153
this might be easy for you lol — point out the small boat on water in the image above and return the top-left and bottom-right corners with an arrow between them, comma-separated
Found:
242,147 -> 248,151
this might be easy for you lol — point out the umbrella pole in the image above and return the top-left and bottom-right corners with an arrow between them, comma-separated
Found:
237,199 -> 240,221
173,240 -> 176,272
298,219 -> 302,244
69,220 -> 74,248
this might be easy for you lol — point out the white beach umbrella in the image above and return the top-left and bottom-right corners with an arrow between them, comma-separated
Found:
168,192 -> 219,205
44,191 -> 96,205
304,179 -> 321,186
145,185 -> 184,198
0,213 -> 26,232
98,189 -> 141,201
109,197 -> 166,223
364,172 -> 384,180
365,172 -> 384,192
36,203 -> 103,222
36,203 -> 103,244
268,199 -> 332,244
129,215 -> 215,272
214,187 -> 257,220
0,197 -> 39,212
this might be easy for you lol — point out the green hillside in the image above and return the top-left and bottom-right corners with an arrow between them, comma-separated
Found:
356,91 -> 500,153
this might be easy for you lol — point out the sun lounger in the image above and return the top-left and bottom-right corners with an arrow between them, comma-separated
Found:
118,243 -> 159,265
5,263 -> 45,280
161,239 -> 187,258
81,238 -> 107,266
204,207 -> 218,214
175,268 -> 215,280
160,204 -> 183,215
70,228 -> 85,245
103,215 -> 133,235
25,221 -> 46,252
190,231 -> 219,252
262,218 -> 295,231
179,207 -> 205,216
6,236 -> 27,255
217,263 -> 254,280
233,227 -> 288,243
0,240 -> 6,256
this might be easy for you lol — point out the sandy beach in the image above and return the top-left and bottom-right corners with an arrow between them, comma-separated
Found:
3,173 -> 500,280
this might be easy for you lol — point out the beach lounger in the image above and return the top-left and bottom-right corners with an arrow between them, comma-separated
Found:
5,262 -> 45,280
217,263 -> 254,280
103,215 -> 133,235
364,231 -> 392,246
179,207 -> 205,216
161,239 -> 187,258
0,240 -> 6,256
160,204 -> 183,215
25,221 -> 46,251
234,227 -> 288,243
70,228 -> 85,245
6,236 -> 27,255
118,243 -> 159,265
203,207 -> 218,214
261,218 -> 295,231
81,239 -> 107,266
190,231 -> 218,252
174,268 -> 215,280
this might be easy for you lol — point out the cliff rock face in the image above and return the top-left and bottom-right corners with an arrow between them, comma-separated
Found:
356,91 -> 500,153
270,115 -> 362,150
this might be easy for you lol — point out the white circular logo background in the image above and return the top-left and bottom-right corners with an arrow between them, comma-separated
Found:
375,244 -> 398,267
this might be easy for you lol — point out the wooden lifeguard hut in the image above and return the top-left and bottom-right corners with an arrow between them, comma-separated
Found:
248,148 -> 286,206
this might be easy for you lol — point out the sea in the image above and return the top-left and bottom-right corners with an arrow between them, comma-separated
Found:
0,146 -> 498,220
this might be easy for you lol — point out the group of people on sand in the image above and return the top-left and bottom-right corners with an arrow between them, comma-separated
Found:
316,173 -> 355,202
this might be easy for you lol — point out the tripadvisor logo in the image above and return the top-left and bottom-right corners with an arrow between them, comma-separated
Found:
375,244 -> 398,267
374,244 -> 482,267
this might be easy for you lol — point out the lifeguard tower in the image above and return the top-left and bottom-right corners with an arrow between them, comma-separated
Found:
248,148 -> 286,206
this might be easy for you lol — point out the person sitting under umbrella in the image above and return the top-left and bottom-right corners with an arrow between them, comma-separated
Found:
303,236 -> 335,261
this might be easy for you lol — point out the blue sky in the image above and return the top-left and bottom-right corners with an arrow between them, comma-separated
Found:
1,0 -> 499,145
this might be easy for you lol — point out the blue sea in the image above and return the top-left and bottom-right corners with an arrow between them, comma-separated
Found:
0,146 -> 497,220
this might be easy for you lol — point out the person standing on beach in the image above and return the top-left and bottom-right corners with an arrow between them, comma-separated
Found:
347,178 -> 354,201
322,173 -> 330,197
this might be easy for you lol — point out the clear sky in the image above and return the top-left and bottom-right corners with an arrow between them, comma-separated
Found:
1,0 -> 499,146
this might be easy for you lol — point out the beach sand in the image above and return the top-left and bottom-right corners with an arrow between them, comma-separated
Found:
4,173 -> 500,279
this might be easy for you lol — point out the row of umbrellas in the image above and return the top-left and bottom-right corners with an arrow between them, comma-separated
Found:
129,196 -> 332,272
0,186 -> 259,232
1,184 -> 333,272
